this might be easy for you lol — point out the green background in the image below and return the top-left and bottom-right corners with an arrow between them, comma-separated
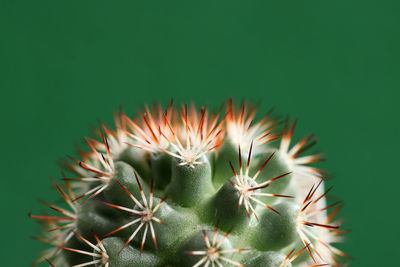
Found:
1,1 -> 398,266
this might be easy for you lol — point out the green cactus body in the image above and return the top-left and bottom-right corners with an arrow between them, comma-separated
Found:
30,100 -> 348,267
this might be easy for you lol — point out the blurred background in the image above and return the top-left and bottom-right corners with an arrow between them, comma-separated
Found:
1,0 -> 399,266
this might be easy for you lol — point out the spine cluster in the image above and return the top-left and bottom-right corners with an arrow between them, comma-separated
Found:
30,100 -> 349,267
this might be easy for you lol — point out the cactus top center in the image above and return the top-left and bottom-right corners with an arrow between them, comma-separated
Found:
207,247 -> 220,262
237,184 -> 252,200
180,149 -> 199,166
100,251 -> 109,266
142,208 -> 154,222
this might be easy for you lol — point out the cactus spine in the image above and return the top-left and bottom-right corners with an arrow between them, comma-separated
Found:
30,100 -> 348,267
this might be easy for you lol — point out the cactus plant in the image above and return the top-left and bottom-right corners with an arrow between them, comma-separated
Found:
29,99 -> 349,267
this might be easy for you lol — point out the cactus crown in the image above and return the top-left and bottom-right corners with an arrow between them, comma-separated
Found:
30,99 -> 348,267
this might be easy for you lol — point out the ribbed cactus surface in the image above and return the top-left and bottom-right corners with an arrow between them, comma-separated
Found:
30,100 -> 348,267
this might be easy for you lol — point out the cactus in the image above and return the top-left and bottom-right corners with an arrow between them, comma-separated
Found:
30,100 -> 349,267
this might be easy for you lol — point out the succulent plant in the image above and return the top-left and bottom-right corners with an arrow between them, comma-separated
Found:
30,99 -> 349,267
